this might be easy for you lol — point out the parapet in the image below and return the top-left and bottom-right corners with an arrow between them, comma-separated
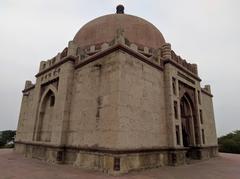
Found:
38,28 -> 199,78
39,47 -> 70,72
170,50 -> 198,75
23,80 -> 35,94
25,80 -> 33,89
203,85 -> 211,93
201,85 -> 213,97
72,28 -> 201,75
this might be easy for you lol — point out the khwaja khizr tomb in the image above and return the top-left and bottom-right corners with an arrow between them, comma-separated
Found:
15,5 -> 218,175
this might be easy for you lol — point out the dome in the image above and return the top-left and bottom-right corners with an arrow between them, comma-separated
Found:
73,13 -> 166,49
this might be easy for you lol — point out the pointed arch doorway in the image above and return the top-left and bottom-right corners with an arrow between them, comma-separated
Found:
180,93 -> 196,147
36,89 -> 55,142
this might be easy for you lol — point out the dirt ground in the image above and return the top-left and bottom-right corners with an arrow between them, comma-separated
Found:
0,149 -> 239,179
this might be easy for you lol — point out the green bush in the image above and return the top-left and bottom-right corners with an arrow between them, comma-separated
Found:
218,130 -> 240,154
0,130 -> 16,148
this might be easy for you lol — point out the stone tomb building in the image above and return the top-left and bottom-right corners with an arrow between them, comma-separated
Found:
15,6 -> 218,175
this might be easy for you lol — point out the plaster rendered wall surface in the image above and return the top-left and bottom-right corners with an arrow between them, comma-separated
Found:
16,89 -> 35,142
201,93 -> 217,146
48,61 -> 74,145
117,52 -> 167,149
67,52 -> 121,148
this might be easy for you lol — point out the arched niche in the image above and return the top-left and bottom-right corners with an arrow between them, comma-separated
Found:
36,85 -> 57,142
180,92 -> 199,147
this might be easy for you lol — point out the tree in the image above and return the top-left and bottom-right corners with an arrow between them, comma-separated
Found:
0,130 -> 16,148
218,130 -> 240,154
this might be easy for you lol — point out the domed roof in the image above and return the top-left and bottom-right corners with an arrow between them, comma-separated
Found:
73,13 -> 166,49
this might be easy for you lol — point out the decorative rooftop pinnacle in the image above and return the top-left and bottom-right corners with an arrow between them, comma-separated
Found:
116,5 -> 124,14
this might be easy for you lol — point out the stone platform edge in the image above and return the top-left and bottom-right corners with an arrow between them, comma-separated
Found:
14,141 -> 218,175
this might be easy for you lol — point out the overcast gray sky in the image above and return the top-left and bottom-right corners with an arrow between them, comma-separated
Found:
0,0 -> 239,136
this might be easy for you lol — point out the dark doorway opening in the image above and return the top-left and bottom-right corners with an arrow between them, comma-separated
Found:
180,94 -> 195,148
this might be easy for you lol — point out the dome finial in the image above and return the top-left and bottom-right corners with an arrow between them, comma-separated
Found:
116,5 -> 124,14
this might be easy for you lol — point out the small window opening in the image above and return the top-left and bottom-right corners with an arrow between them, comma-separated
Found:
198,90 -> 201,104
176,125 -> 180,145
57,151 -> 63,161
172,77 -> 176,95
200,110 -> 203,124
113,157 -> 120,171
174,101 -> 178,119
50,95 -> 55,106
202,129 -> 205,144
